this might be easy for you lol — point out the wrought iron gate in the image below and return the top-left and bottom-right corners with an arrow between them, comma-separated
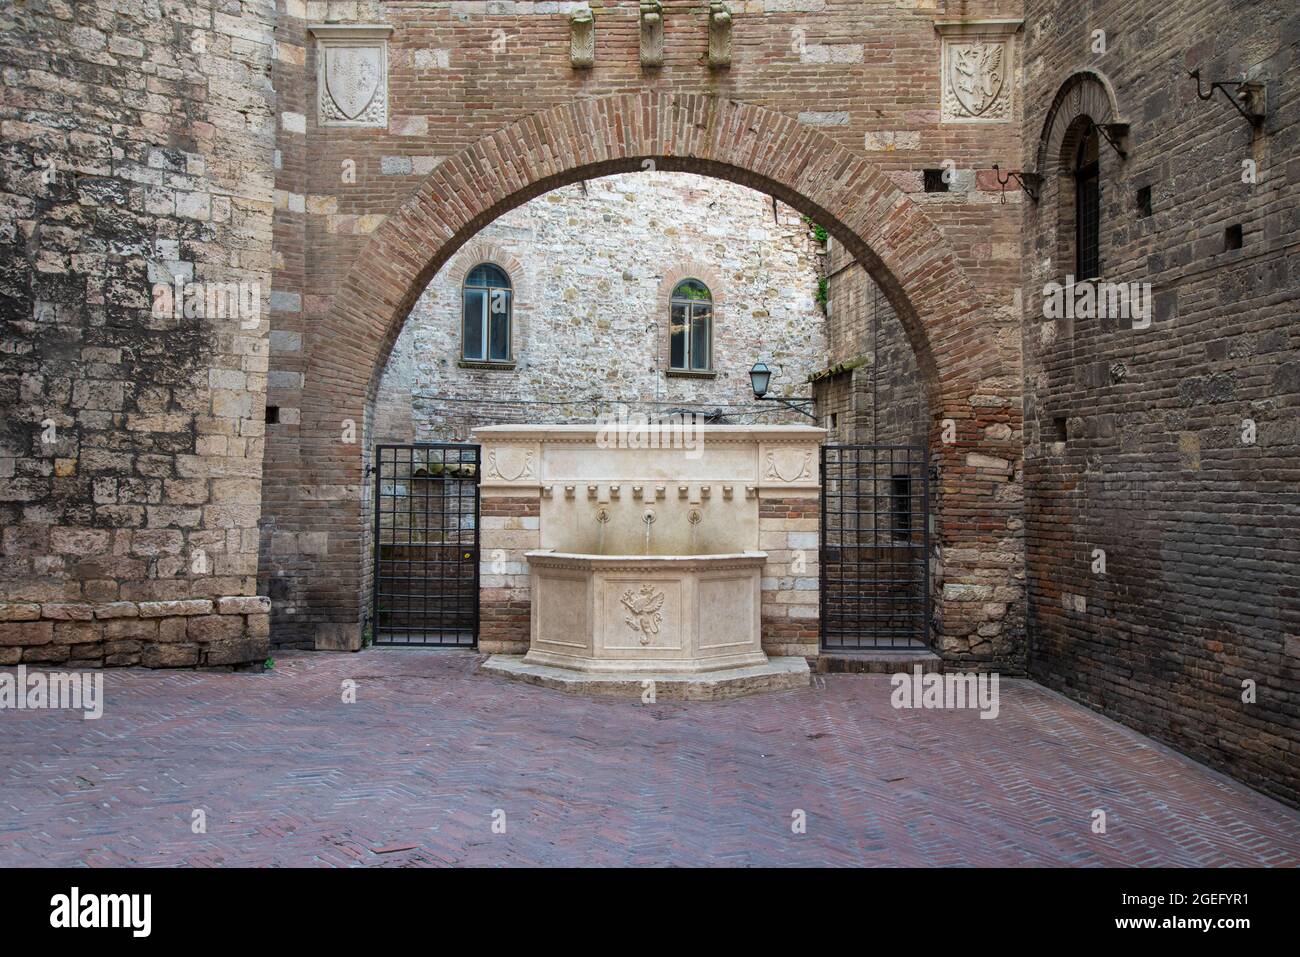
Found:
372,444 -> 480,647
820,444 -> 930,650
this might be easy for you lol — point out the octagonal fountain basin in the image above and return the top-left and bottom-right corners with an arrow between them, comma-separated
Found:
521,549 -> 769,674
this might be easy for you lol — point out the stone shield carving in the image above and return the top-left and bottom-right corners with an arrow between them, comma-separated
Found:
311,25 -> 391,128
949,43 -> 1004,118
485,447 -> 536,483
936,22 -> 1019,124
765,448 -> 813,483
324,47 -> 383,122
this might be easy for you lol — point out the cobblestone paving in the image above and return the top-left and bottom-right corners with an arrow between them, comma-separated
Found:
2,650 -> 1297,867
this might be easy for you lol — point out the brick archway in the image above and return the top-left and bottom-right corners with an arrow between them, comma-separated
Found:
295,92 -> 1023,664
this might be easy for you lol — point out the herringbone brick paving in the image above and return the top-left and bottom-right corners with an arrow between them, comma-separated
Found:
1,651 -> 1297,867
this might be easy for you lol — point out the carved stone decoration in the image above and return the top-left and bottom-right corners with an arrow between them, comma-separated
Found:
934,19 -> 1022,124
708,2 -> 731,70
485,446 -> 536,483
309,24 -> 394,129
621,584 -> 665,645
570,9 -> 594,70
764,448 -> 814,483
640,1 -> 664,68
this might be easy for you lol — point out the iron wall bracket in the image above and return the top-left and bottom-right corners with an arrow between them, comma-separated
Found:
1188,70 -> 1266,128
991,165 -> 1041,203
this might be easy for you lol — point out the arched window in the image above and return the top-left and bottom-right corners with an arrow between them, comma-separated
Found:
669,279 -> 712,372
1074,125 -> 1101,280
462,263 -> 512,362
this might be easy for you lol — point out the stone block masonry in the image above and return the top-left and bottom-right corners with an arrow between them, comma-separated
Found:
0,597 -> 270,668
0,1 -> 278,667
3,0 -> 1291,812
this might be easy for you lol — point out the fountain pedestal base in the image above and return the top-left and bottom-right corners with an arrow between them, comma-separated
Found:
481,654 -> 810,700
521,550 -> 768,674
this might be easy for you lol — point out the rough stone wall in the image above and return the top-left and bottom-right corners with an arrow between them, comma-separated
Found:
1021,0 -> 1300,803
372,171 -> 824,444
263,0 -> 1028,661
0,1 -> 278,667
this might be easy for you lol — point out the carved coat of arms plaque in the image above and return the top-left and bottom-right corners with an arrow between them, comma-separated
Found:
310,24 -> 392,129
936,21 -> 1020,124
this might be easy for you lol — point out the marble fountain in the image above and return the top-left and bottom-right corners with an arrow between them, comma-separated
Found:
476,421 -> 823,698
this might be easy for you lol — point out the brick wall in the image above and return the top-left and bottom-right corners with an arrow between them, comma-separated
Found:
0,0 -> 277,667
267,2 -> 1028,664
1020,0 -> 1300,803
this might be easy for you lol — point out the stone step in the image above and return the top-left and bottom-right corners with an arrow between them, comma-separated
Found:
813,649 -> 943,675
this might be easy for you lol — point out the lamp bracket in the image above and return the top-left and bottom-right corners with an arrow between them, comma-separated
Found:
1188,69 -> 1266,128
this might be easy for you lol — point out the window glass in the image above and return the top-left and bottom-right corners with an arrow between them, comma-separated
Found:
670,302 -> 687,369
670,280 -> 712,371
463,287 -> 485,360
1075,128 -> 1101,280
462,264 -> 511,361
690,305 -> 711,371
488,288 -> 510,362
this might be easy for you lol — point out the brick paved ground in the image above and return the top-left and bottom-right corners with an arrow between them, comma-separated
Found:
1,650 -> 1297,867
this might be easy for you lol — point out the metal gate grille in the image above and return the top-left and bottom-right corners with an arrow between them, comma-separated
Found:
820,444 -> 930,650
372,444 -> 479,646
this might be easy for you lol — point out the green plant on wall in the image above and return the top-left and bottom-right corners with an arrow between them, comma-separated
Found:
802,215 -> 828,246
815,277 -> 828,309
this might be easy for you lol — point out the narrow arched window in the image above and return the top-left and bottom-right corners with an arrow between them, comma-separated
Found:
462,263 -> 512,362
1075,126 -> 1101,280
669,279 -> 712,372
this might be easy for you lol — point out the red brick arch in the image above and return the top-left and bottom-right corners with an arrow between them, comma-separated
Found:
297,92 -> 1021,653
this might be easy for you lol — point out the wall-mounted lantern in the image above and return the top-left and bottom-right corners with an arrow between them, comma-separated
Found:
750,362 -> 816,420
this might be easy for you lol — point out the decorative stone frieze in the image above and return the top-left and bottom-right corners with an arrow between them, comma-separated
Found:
309,24 -> 393,128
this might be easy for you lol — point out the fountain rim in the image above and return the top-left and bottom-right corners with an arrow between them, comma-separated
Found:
525,549 -> 767,567
473,423 -> 826,442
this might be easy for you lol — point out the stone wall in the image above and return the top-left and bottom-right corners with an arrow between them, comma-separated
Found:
1020,0 -> 1300,803
0,0 -> 278,667
372,171 -> 825,444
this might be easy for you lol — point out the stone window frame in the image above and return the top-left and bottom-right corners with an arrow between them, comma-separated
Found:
447,241 -> 527,371
658,263 -> 723,379
1035,71 -> 1126,283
